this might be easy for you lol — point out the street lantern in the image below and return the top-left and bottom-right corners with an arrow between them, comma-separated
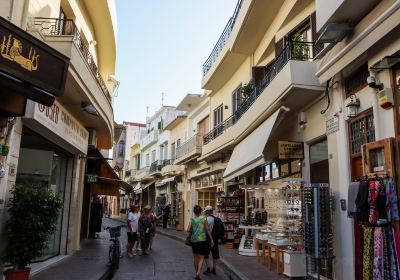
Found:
346,95 -> 360,118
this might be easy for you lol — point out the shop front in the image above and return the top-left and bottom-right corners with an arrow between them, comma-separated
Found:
220,105 -> 333,278
17,99 -> 88,259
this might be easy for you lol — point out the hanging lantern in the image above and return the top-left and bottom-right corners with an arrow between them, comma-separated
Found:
346,95 -> 360,118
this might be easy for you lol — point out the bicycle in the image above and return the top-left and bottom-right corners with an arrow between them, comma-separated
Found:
104,225 -> 125,270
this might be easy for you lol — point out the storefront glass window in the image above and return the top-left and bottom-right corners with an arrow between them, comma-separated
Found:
309,138 -> 329,184
291,160 -> 301,174
271,162 -> 279,179
281,162 -> 289,177
16,128 -> 69,261
264,164 -> 271,181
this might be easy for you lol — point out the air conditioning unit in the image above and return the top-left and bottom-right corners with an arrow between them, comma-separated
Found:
88,129 -> 97,147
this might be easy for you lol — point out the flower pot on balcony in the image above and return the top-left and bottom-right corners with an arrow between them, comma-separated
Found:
4,268 -> 31,280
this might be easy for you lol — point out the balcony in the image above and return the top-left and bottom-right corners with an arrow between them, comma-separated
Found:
202,0 -> 243,77
161,159 -> 185,176
136,167 -> 151,182
140,130 -> 159,150
149,160 -> 163,175
32,18 -> 113,148
202,41 -> 324,158
175,134 -> 203,164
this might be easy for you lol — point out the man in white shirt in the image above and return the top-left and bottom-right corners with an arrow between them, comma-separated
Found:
127,205 -> 140,257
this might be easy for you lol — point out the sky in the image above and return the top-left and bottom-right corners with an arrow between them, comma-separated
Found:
113,0 -> 238,124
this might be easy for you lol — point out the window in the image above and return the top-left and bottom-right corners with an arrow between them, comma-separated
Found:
171,142 -> 176,160
197,116 -> 209,141
118,141 -> 125,157
348,109 -> 375,179
146,154 -> 150,167
213,105 -> 223,137
159,145 -> 164,161
345,64 -> 369,97
177,139 -> 181,147
232,84 -> 242,116
151,150 -> 156,163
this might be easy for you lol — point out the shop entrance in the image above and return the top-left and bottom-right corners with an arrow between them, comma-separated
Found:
16,127 -> 70,261
310,138 -> 329,183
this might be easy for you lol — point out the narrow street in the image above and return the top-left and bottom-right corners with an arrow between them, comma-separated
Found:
112,228 -> 229,280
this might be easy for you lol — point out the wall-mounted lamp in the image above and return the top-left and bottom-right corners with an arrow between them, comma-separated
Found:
346,95 -> 360,118
81,102 -> 99,116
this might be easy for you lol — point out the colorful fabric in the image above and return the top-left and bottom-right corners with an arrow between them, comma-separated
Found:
386,179 -> 400,221
368,180 -> 381,224
382,227 -> 391,280
389,228 -> 399,280
354,223 -> 363,280
191,216 -> 207,243
373,227 -> 384,280
363,226 -> 373,280
393,227 -> 400,272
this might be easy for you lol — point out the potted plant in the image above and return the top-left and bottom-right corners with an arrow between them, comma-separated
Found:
3,184 -> 63,280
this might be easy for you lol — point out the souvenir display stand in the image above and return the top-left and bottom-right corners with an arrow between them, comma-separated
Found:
303,183 -> 334,280
348,138 -> 400,280
215,191 -> 245,248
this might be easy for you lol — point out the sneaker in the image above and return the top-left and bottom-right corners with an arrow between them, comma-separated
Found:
203,268 -> 210,275
211,268 -> 216,275
127,253 -> 134,258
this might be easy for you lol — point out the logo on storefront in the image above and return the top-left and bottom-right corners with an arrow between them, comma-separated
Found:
1,34 -> 40,71
278,141 -> 304,159
38,103 -> 60,124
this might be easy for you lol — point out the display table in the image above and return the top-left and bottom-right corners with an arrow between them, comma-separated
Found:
266,242 -> 288,274
238,225 -> 268,256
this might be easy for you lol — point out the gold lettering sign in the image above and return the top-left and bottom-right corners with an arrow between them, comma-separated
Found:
278,141 -> 304,159
1,34 -> 39,71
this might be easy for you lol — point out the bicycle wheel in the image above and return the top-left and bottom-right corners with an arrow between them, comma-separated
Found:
109,245 -> 114,266
113,245 -> 120,269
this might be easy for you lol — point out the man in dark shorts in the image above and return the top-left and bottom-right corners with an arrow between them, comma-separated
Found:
204,205 -> 220,275
127,205 -> 140,257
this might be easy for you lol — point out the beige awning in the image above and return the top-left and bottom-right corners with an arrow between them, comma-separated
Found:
142,181 -> 155,191
223,108 -> 283,182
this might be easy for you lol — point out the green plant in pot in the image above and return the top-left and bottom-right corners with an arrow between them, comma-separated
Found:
3,184 -> 63,280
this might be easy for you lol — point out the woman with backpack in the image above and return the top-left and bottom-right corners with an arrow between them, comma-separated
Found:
188,205 -> 214,280
138,205 -> 156,256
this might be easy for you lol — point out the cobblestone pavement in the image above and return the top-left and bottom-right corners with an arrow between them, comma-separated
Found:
112,233 -> 229,280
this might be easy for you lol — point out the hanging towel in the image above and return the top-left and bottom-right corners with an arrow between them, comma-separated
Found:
363,226 -> 373,280
373,227 -> 384,280
348,181 -> 360,218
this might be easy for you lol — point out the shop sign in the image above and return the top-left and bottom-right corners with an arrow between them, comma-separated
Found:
86,174 -> 98,183
0,17 -> 69,98
278,141 -> 304,159
30,100 -> 89,154
326,117 -> 339,136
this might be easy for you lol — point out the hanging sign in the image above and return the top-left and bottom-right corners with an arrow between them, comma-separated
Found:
0,17 -> 69,98
278,141 -> 304,159
326,116 -> 339,136
86,174 -> 98,183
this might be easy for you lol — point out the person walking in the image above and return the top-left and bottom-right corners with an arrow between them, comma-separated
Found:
138,205 -> 156,256
203,205 -> 221,275
127,205 -> 140,257
188,205 -> 213,280
162,204 -> 170,229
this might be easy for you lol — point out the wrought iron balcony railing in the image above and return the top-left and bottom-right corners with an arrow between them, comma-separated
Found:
33,18 -> 111,104
204,41 -> 316,145
176,134 -> 203,160
150,161 -> 163,174
202,0 -> 243,76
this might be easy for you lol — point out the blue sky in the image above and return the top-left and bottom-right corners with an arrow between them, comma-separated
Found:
113,0 -> 238,124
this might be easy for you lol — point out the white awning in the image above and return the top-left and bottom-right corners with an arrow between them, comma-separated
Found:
161,176 -> 176,184
142,181 -> 155,191
133,183 -> 142,194
223,108 -> 283,182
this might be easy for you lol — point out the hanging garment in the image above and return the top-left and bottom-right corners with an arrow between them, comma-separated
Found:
386,179 -> 400,221
377,179 -> 388,221
369,180 -> 381,224
382,227 -> 391,280
390,227 -> 400,279
392,227 -> 400,271
348,181 -> 360,218
373,227 -> 384,280
354,223 -> 364,280
355,180 -> 370,223
363,226 -> 374,280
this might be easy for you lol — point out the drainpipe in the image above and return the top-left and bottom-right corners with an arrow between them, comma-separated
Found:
8,0 -> 14,21
21,0 -> 31,29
